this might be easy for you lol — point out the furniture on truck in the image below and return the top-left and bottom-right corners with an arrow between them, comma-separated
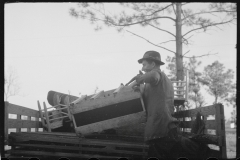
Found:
4,101 -> 227,159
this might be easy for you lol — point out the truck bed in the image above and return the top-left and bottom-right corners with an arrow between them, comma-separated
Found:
7,131 -> 149,159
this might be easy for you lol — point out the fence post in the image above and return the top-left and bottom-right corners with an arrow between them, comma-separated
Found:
43,102 -> 51,132
4,101 -> 9,145
27,116 -> 31,132
215,103 -> 227,159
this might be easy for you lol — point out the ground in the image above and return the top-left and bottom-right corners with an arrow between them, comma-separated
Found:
225,128 -> 236,159
208,126 -> 236,159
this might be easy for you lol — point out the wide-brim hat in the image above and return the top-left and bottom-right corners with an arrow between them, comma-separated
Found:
138,51 -> 165,65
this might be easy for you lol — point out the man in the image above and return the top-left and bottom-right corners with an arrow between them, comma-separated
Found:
132,50 -> 179,158
133,51 -> 208,159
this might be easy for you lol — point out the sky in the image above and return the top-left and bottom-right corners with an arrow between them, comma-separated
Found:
4,3 -> 236,120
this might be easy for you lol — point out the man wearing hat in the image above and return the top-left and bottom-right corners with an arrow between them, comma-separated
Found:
133,50 -> 178,158
133,51 -> 208,159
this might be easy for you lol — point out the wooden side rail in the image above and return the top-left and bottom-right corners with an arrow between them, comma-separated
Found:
172,103 -> 227,159
4,101 -> 43,145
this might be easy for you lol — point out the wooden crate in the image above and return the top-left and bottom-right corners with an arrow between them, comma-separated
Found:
69,86 -> 146,135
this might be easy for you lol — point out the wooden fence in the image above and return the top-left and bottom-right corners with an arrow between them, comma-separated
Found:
4,101 -> 43,145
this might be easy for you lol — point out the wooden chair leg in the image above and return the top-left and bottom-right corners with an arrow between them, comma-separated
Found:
65,96 -> 72,121
43,102 -> 51,132
37,101 -> 47,132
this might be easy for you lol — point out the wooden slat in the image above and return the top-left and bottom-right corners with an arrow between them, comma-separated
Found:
45,103 -> 67,110
8,119 -> 42,128
49,115 -> 68,122
173,86 -> 186,88
11,131 -> 76,137
52,106 -> 68,112
173,104 -> 216,118
80,139 -> 148,149
50,121 -> 62,129
178,120 -> 216,130
48,111 -> 68,118
45,105 -> 59,110
8,103 -> 40,118
9,134 -> 79,144
9,132 -> 148,149
10,150 -> 122,159
174,94 -> 185,96
9,131 -> 144,143
181,133 -> 219,145
65,96 -> 72,120
13,143 -> 147,156
171,81 -> 186,83
174,89 -> 185,92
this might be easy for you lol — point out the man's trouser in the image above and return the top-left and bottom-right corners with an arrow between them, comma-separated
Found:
147,128 -> 210,159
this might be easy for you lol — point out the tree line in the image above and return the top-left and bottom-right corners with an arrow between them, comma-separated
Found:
165,55 -> 236,109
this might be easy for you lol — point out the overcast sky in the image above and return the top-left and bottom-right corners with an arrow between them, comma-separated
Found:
5,3 -> 236,119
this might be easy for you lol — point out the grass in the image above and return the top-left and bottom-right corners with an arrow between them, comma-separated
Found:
209,127 -> 236,159
225,128 -> 236,159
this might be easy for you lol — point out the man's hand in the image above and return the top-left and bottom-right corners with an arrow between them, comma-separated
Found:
135,74 -> 144,84
132,85 -> 140,92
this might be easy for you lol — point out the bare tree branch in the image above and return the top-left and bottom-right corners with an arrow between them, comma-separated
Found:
183,52 -> 218,58
4,66 -> 21,101
126,30 -> 176,55
182,18 -> 235,37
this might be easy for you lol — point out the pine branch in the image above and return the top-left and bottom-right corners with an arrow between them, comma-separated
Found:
183,50 -> 190,56
172,3 -> 176,16
126,30 -> 176,55
89,15 -> 176,27
158,40 -> 176,45
182,18 -> 235,37
146,23 -> 189,45
183,52 -> 218,58
147,3 -> 174,17
147,23 -> 176,37
182,10 -> 236,21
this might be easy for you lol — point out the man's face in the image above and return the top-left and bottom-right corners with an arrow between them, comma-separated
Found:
142,60 -> 155,73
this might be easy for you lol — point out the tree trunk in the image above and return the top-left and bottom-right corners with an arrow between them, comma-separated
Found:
176,3 -> 184,81
214,95 -> 218,104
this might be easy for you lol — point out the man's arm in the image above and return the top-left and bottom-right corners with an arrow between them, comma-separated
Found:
135,70 -> 160,85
